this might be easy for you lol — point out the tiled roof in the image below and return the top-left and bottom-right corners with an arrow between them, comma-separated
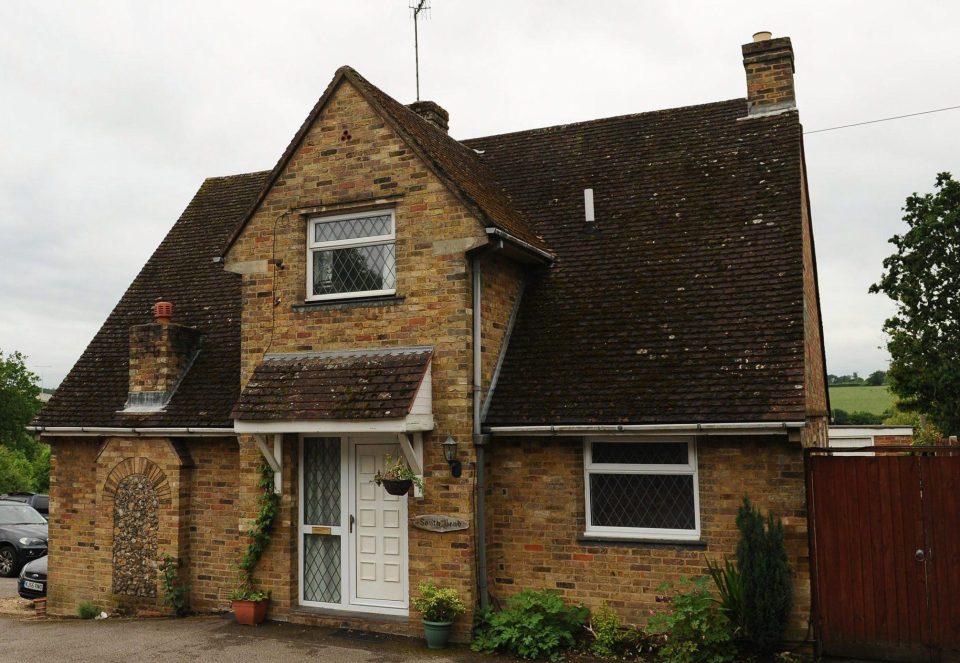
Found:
37,70 -> 812,429
232,349 -> 432,421
33,171 -> 270,429
466,100 -> 809,425
221,66 -> 548,258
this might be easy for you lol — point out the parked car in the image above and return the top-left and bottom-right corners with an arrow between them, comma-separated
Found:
0,501 -> 48,577
0,493 -> 49,518
17,554 -> 46,600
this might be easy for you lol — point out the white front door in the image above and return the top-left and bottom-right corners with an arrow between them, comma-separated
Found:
299,436 -> 408,615
352,442 -> 407,605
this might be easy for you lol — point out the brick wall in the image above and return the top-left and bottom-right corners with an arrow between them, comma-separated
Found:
127,323 -> 201,394
47,438 -> 100,613
800,161 -> 829,448
742,37 -> 796,116
47,436 -> 242,617
479,251 -> 525,402
486,435 -> 811,640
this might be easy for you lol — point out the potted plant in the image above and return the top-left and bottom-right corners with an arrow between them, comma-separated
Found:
229,574 -> 271,626
412,581 -> 466,649
229,461 -> 279,626
374,455 -> 424,496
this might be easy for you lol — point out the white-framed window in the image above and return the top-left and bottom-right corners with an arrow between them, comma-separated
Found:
583,437 -> 701,541
306,209 -> 397,301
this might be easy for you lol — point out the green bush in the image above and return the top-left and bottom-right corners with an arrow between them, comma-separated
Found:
705,555 -> 745,636
645,577 -> 736,663
588,602 -> 623,657
412,581 -> 466,623
77,601 -> 98,620
737,497 -> 793,654
472,589 -> 589,661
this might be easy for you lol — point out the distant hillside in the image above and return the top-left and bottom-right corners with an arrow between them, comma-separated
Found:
829,385 -> 895,416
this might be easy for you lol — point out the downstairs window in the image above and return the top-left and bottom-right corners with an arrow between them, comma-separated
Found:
583,437 -> 700,541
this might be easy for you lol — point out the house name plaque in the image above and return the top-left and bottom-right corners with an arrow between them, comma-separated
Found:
410,514 -> 469,533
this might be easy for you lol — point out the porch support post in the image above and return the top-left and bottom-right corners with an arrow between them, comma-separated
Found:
398,432 -> 424,498
253,433 -> 283,495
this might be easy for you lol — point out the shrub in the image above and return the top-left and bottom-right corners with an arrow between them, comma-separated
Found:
472,589 -> 589,661
77,601 -> 98,620
412,581 -> 466,623
736,497 -> 793,654
705,555 -> 745,636
159,554 -> 189,616
645,577 -> 735,663
588,602 -> 624,657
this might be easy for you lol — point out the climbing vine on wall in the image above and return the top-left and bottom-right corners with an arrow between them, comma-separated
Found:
233,460 -> 279,598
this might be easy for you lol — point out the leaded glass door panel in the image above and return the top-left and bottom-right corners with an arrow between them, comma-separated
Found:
300,436 -> 344,606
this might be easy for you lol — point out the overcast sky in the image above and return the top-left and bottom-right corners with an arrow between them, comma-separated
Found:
2,1 -> 958,389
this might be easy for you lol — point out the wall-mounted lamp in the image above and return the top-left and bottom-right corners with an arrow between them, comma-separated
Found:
443,435 -> 462,478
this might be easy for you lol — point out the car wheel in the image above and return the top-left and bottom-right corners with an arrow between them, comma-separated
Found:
0,546 -> 17,577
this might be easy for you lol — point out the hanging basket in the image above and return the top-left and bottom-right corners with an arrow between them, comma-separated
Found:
380,479 -> 413,496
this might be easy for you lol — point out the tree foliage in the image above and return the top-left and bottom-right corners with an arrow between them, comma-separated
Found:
871,173 -> 960,435
736,497 -> 792,654
0,349 -> 49,492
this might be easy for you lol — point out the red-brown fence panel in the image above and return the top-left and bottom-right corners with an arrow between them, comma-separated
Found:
808,451 -> 931,661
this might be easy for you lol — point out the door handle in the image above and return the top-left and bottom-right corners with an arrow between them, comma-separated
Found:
349,514 -> 355,533
915,548 -> 926,562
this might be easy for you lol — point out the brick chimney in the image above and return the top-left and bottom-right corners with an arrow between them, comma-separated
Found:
123,302 -> 202,413
742,32 -> 796,116
408,100 -> 449,132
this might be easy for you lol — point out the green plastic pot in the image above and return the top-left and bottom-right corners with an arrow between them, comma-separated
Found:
422,620 -> 453,649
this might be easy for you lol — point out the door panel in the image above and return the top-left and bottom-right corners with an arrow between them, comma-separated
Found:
353,442 -> 407,605
301,437 -> 344,605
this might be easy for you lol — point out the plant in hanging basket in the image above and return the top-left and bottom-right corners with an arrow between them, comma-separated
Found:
374,455 -> 424,495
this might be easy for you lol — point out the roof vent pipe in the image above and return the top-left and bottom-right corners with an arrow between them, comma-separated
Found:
583,188 -> 598,234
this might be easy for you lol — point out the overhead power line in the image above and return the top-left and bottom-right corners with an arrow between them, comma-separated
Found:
804,104 -> 960,135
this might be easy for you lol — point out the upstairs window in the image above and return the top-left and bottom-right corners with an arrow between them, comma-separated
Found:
307,210 -> 397,301
584,437 -> 700,541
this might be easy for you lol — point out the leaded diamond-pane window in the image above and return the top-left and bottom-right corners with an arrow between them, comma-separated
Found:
584,438 -> 700,540
303,437 -> 340,525
590,474 -> 696,530
303,534 -> 341,603
308,211 -> 396,300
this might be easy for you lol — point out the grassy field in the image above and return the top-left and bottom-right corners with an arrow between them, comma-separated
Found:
828,385 -> 896,414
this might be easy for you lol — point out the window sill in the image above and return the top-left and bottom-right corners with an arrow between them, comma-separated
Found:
293,295 -> 405,312
577,535 -> 707,550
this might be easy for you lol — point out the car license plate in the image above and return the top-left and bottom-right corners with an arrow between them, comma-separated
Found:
23,581 -> 43,591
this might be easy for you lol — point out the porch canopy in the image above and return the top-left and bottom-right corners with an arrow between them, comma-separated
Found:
232,347 -> 434,434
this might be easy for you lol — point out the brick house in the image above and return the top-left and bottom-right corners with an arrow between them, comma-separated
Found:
33,32 -> 827,640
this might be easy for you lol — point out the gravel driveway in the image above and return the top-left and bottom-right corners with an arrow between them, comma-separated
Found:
0,614 -> 505,663
0,577 -> 18,598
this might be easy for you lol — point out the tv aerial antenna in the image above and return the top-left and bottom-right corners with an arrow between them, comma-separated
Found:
410,0 -> 430,101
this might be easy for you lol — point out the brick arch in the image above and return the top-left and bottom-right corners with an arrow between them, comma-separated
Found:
102,457 -> 171,504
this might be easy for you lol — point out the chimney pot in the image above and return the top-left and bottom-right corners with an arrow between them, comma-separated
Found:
153,301 -> 174,325
407,100 -> 450,133
742,34 -> 796,116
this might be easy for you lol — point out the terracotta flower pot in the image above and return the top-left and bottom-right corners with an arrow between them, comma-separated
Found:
380,479 -> 412,496
232,598 -> 269,625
